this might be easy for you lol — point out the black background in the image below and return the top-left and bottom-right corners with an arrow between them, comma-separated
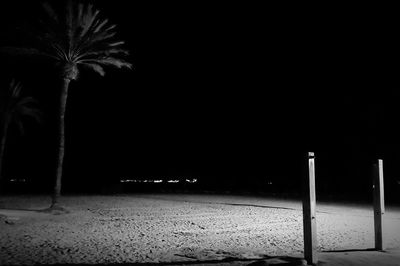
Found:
0,1 -> 399,199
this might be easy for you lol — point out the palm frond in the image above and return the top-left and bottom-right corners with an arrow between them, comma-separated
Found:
94,19 -> 109,34
82,63 -> 105,76
108,41 -> 125,47
75,20 -> 118,52
17,105 -> 42,123
10,81 -> 22,99
14,118 -> 25,136
77,30 -> 117,52
80,4 -> 101,39
16,96 -> 38,107
66,0 -> 75,57
0,80 -> 42,135
0,47 -> 56,59
82,57 -> 132,69
41,2 -> 59,24
75,48 -> 129,61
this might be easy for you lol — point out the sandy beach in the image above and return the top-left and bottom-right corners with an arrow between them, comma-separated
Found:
0,194 -> 399,265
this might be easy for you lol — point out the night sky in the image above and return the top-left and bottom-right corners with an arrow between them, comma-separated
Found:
0,2 -> 399,196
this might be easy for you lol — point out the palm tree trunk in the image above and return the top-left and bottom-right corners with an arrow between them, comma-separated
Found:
51,78 -> 70,207
0,121 -> 9,193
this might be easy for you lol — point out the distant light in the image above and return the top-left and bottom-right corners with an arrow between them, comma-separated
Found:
120,179 -> 134,183
10,179 -> 26,183
120,179 -> 164,183
121,178 -> 197,184
267,181 -> 273,185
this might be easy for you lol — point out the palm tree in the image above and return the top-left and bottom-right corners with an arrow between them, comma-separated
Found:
0,79 -> 41,192
1,1 -> 132,209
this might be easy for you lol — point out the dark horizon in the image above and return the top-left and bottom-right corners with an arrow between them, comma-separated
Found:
0,1 -> 399,197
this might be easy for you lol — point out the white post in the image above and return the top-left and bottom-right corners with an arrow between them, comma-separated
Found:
373,159 -> 385,251
303,152 -> 317,265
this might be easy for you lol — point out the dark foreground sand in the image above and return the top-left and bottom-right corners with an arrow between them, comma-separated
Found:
0,194 -> 399,265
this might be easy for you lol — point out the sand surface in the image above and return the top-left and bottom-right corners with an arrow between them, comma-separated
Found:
0,194 -> 399,265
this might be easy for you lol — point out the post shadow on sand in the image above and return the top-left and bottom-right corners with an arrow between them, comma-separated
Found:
33,256 -> 307,266
134,195 -> 298,211
321,248 -> 377,253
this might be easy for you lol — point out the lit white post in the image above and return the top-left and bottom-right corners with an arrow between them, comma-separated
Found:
373,159 -> 385,251
303,152 -> 317,265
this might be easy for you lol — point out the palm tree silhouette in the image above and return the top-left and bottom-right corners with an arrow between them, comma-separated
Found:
0,79 -> 41,193
2,1 -> 132,209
